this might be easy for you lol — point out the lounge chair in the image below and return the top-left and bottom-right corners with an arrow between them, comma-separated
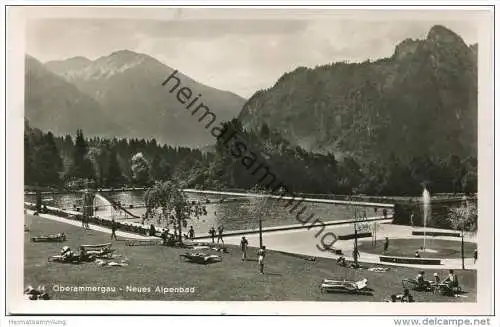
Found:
435,282 -> 462,296
95,259 -> 129,267
47,254 -> 81,264
31,234 -> 66,242
368,267 -> 390,272
180,252 -> 222,264
320,278 -> 369,294
80,243 -> 115,258
125,239 -> 162,246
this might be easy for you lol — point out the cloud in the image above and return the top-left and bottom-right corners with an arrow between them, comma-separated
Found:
25,12 -> 480,98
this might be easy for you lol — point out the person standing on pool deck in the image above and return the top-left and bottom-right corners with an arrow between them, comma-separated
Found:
258,246 -> 266,274
473,248 -> 478,264
110,218 -> 118,240
352,248 -> 360,263
217,225 -> 224,245
209,227 -> 216,244
384,237 -> 389,253
240,236 -> 249,261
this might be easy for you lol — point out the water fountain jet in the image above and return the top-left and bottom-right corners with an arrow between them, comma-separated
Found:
420,186 -> 437,253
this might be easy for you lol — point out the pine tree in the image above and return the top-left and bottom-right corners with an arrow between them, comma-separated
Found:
68,129 -> 95,182
107,147 -> 124,186
24,125 -> 35,185
37,132 -> 63,185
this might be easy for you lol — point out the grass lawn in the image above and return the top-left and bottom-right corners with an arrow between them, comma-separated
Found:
24,215 -> 476,302
358,238 -> 477,259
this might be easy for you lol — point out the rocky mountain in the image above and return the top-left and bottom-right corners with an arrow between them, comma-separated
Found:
25,55 -> 126,137
45,50 -> 246,147
238,25 -> 477,163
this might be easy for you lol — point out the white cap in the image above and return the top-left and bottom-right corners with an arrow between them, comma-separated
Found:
433,273 -> 438,276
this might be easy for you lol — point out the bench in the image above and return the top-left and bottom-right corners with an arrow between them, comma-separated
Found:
379,256 -> 441,265
337,232 -> 372,240
412,231 -> 461,237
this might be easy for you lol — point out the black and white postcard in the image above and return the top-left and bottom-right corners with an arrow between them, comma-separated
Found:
4,4 -> 496,317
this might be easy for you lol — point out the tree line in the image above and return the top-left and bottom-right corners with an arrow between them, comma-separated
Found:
24,119 -> 477,196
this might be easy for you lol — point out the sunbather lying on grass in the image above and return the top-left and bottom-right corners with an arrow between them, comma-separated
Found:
31,233 -> 66,242
24,285 -> 50,300
386,288 -> 415,302
402,271 -> 432,291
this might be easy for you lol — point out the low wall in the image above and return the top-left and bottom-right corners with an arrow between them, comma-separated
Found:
379,256 -> 441,265
412,231 -> 461,238
337,232 -> 372,240
26,202 -> 391,242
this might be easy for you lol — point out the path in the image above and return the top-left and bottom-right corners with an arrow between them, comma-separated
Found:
25,209 -> 477,270
199,222 -> 477,270
25,210 -> 156,240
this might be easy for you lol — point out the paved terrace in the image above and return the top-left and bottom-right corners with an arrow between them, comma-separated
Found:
203,222 -> 477,270
25,190 -> 476,270
27,204 -> 476,270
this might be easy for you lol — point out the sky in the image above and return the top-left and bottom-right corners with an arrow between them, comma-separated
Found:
24,8 -> 483,98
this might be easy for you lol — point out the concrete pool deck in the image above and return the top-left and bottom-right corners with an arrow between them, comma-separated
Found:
26,208 -> 477,270
198,222 -> 477,270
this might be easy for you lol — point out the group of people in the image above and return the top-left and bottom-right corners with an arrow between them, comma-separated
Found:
153,225 -> 198,246
81,216 -> 90,229
59,245 -> 93,262
209,226 -> 225,245
57,244 -> 111,263
412,269 -> 461,295
24,285 -> 50,300
336,255 -> 360,269
239,236 -> 266,274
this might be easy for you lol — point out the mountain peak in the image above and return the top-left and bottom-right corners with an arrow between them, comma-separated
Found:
427,25 -> 465,45
65,56 -> 92,63
109,49 -> 140,57
106,49 -> 150,63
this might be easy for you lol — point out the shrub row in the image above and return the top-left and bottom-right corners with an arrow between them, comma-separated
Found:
25,203 -> 154,237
